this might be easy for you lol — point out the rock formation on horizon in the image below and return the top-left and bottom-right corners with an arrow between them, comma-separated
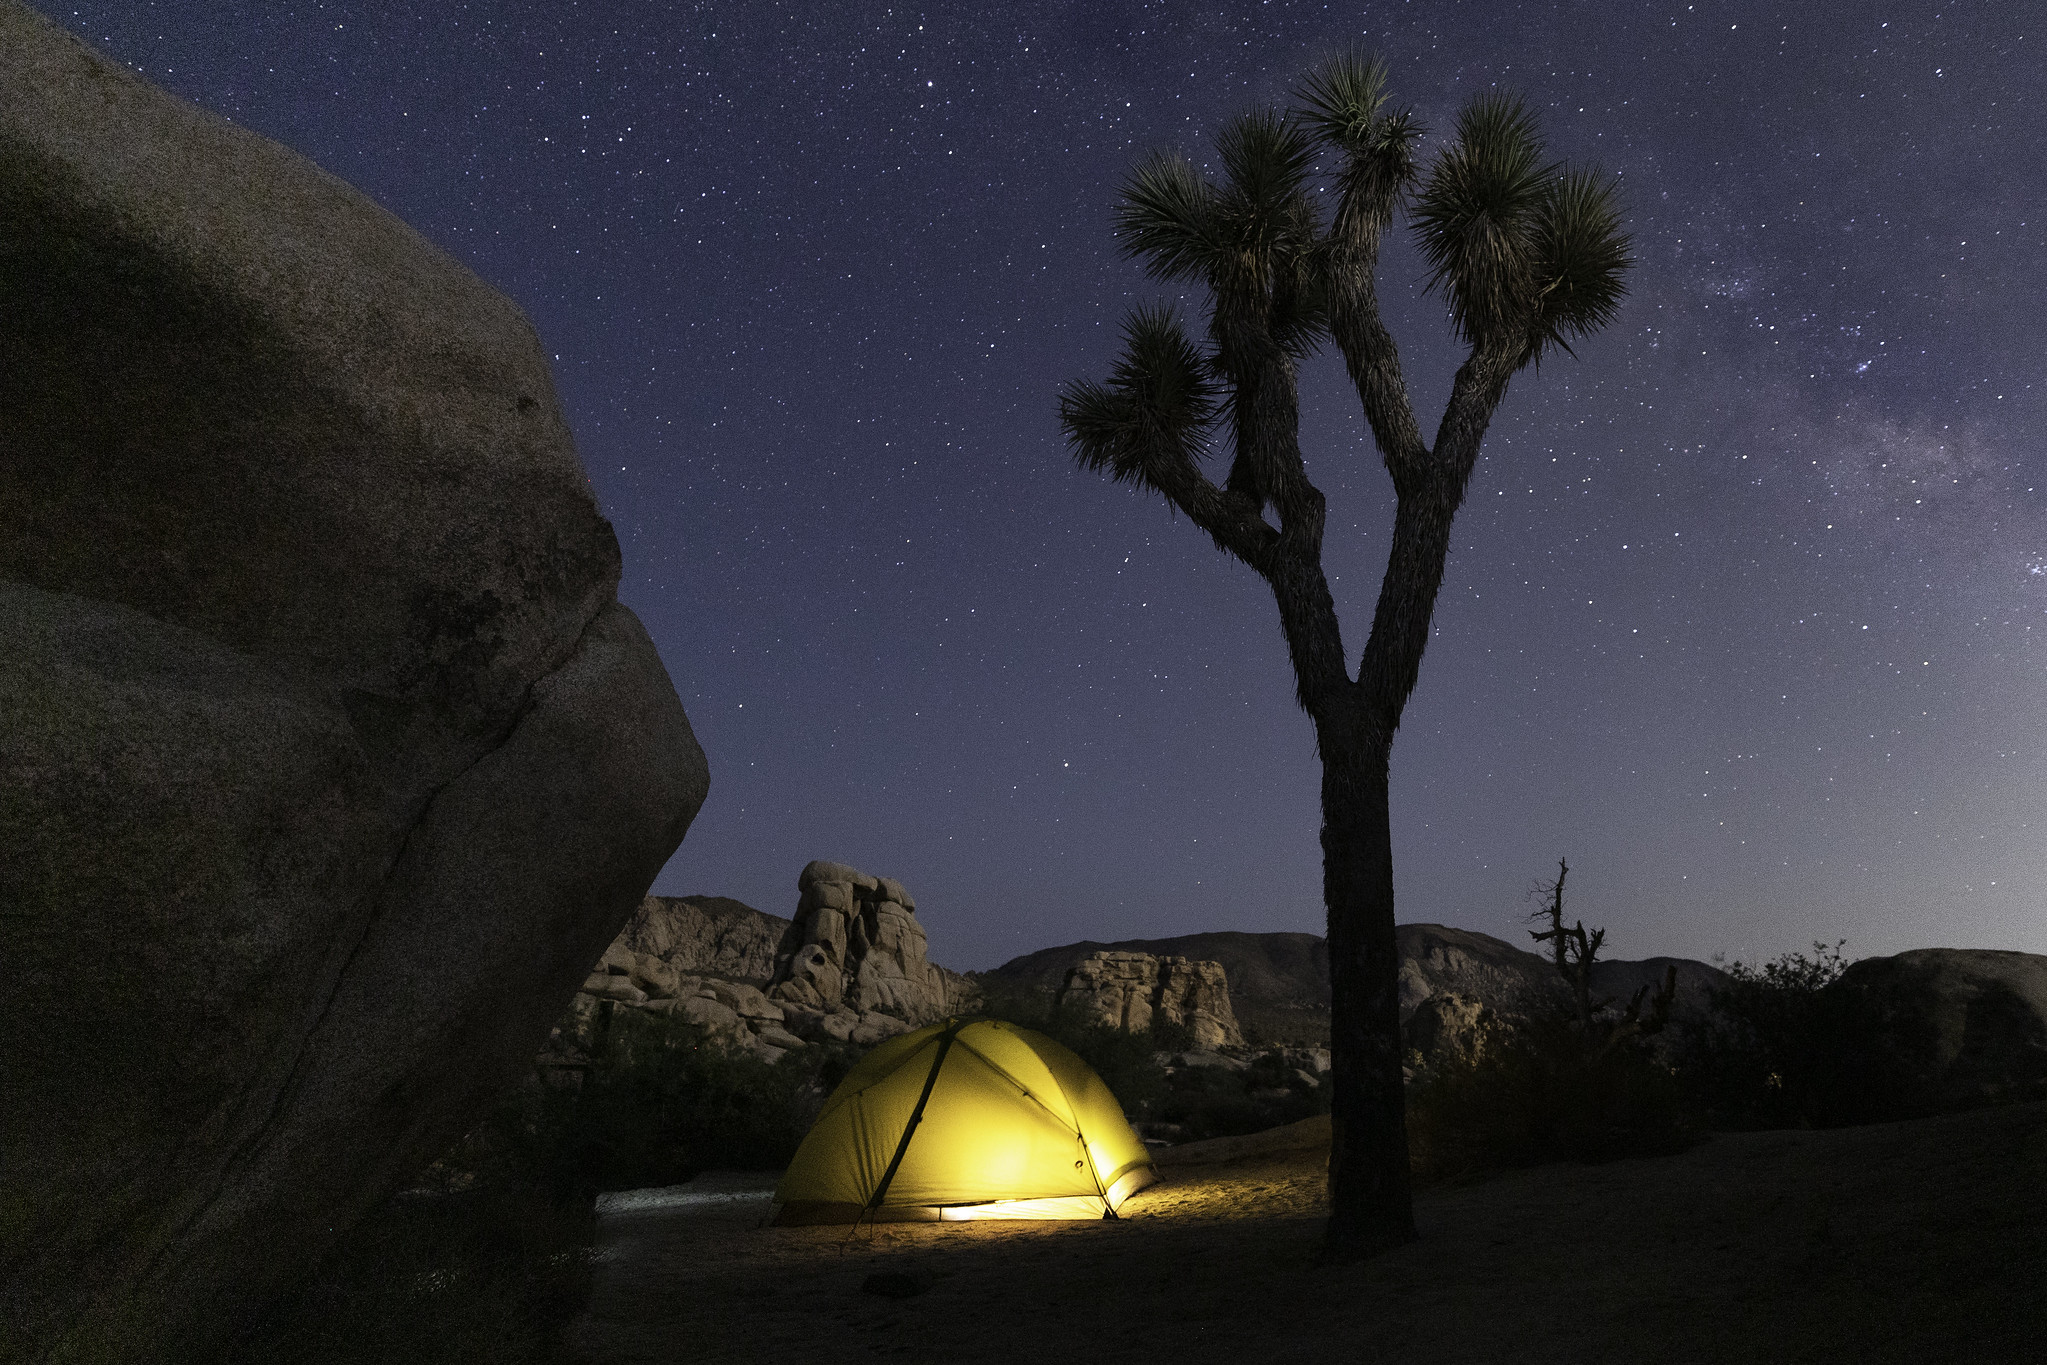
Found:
766,860 -> 976,1043
986,924 -> 2047,1117
1056,950 -> 1245,1049
617,894 -> 789,984
772,862 -> 929,1008
982,923 -> 1728,1049
563,889 -> 2047,1131
561,864 -> 978,1061
0,8 -> 708,1361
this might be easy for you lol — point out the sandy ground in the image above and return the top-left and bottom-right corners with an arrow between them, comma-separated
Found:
566,1101 -> 2047,1365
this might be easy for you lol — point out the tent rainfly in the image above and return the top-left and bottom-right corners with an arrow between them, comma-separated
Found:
772,1017 -> 1158,1224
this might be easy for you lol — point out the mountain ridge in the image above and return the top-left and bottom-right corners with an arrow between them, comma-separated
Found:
976,924 -> 1729,1047
638,896 -> 1730,1049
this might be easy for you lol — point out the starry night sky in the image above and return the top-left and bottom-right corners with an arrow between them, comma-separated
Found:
40,1 -> 2044,971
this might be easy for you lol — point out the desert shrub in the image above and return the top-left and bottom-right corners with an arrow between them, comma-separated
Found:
1148,1015 -> 1198,1055
1670,940 -> 1893,1128
1054,1017 -> 1174,1115
1404,859 -> 1693,1180
453,1004 -> 861,1197
1150,1053 -> 1330,1142
1405,1015 -> 1691,1181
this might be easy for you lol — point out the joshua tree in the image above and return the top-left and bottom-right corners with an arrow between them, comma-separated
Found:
1058,55 -> 1632,1258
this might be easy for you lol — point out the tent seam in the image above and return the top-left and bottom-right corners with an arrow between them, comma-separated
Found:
948,1038 -> 1084,1136
862,1018 -> 964,1214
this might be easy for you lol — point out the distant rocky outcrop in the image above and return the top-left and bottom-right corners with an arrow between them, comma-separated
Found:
1056,951 -> 1245,1049
983,924 -> 1726,1053
578,901 -> 2047,1127
561,865 -> 978,1062
1395,924 -> 1569,1020
0,10 -> 707,1363
984,931 -> 1333,1045
772,862 -> 951,1012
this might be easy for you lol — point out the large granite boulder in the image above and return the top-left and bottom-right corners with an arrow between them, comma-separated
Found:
979,930 -> 1333,1045
1829,949 -> 2047,1116
1056,950 -> 1245,1049
0,9 -> 708,1362
562,894 -> 798,1062
1401,991 -> 1501,1073
1394,923 -> 1572,1020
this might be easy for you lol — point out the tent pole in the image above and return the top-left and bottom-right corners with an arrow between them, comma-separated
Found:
863,1018 -> 964,1219
1075,1128 -> 1118,1220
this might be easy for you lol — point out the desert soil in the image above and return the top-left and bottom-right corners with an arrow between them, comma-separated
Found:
566,1101 -> 2047,1364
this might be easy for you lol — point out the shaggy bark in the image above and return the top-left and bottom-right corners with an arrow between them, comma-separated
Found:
1319,739 -> 1413,1251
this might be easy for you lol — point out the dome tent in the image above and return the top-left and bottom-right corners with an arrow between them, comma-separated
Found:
772,1017 -> 1158,1224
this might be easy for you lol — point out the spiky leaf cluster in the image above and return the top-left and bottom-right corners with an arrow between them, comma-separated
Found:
1057,306 -> 1218,495
1116,110 -> 1325,359
1409,96 -> 1550,353
1523,168 -> 1633,361
1410,97 -> 1632,368
1116,152 -> 1220,286
1295,53 -> 1424,240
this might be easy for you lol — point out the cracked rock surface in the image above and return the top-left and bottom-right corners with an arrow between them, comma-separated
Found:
553,868 -> 981,1068
0,8 -> 708,1361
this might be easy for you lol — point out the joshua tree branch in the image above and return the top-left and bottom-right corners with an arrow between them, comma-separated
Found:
1154,412 -> 1353,720
1326,235 -> 1428,473
1351,481 -> 1456,731
1347,341 -> 1516,730
1430,343 -> 1518,486
1145,450 -> 1281,570
1267,544 -> 1353,729
1203,292 -> 1355,720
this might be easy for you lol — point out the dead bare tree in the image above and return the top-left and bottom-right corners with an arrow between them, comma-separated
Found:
1528,857 -> 1677,1054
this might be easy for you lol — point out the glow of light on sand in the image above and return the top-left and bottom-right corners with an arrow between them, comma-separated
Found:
594,1185 -> 775,1215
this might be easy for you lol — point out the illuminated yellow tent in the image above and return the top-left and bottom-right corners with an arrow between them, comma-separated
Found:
773,1018 -> 1158,1223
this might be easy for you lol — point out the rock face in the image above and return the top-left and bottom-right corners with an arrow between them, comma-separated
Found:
985,930 -> 1331,1045
765,860 -> 976,1046
1056,951 -> 1245,1050
1395,924 -> 1569,1020
556,870 -> 979,1062
1830,949 -> 2047,1115
1402,992 -> 1501,1073
615,894 -> 788,984
0,12 -> 708,1363
562,894 -> 799,1061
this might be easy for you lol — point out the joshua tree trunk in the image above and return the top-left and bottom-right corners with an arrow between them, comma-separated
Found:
1309,420 -> 1490,1255
1319,735 -> 1413,1252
